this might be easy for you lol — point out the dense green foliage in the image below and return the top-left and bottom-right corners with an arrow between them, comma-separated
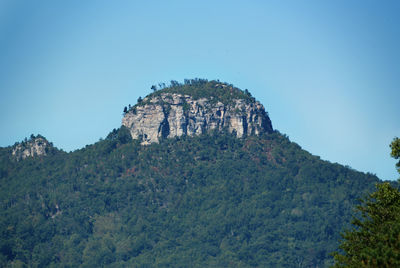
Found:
333,183 -> 400,267
332,137 -> 400,267
0,128 -> 381,267
391,137 -> 400,175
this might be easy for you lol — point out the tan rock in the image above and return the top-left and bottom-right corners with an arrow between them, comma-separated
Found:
122,93 -> 272,145
12,137 -> 50,160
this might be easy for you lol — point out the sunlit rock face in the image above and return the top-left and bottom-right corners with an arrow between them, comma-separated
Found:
12,137 -> 51,160
122,92 -> 273,145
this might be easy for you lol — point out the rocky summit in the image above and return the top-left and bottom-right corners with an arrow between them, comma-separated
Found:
122,81 -> 273,145
11,135 -> 52,160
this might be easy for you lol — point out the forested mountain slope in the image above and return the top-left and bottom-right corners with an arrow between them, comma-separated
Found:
0,129 -> 380,267
0,80 -> 385,267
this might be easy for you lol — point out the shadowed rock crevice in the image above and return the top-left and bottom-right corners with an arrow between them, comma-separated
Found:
159,107 -> 170,139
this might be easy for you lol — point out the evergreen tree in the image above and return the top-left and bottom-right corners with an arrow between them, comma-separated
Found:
390,137 -> 400,175
333,138 -> 400,267
333,183 -> 400,267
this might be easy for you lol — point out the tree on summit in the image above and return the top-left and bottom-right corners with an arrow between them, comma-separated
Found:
170,80 -> 179,87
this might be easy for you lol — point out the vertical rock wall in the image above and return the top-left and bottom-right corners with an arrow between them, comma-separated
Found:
122,93 -> 273,145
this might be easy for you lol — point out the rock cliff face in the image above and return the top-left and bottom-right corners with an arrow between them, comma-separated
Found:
122,92 -> 273,145
12,136 -> 51,160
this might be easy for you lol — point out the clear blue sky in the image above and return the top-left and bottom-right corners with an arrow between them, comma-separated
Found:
0,0 -> 399,180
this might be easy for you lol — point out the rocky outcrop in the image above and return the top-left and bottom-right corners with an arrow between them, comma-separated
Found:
12,136 -> 51,160
122,93 -> 273,145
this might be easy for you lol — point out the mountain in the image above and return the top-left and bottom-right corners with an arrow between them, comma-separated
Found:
122,80 -> 272,144
0,79 -> 385,267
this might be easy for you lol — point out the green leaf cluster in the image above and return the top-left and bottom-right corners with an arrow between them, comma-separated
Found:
333,182 -> 400,267
390,137 -> 400,175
